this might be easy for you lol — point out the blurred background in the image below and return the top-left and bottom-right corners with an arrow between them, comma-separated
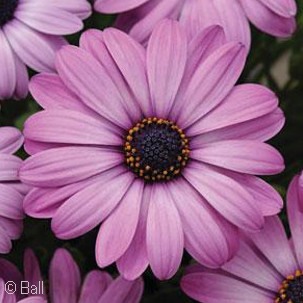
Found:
0,2 -> 303,302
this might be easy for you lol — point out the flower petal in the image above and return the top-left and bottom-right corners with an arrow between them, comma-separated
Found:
0,154 -> 22,182
4,19 -> 66,72
29,73 -> 94,115
49,249 -> 81,303
79,29 -> 144,121
176,42 -> 246,128
287,173 -> 303,268
191,140 -> 284,175
23,109 -> 122,147
0,127 -> 23,154
20,147 -> 123,187
240,0 -> 296,37
116,186 -> 151,280
169,178 -> 239,267
181,270 -> 273,303
183,162 -> 264,231
179,0 -> 250,47
146,184 -> 184,280
78,271 -> 112,303
56,45 -> 132,129
23,249 -> 44,292
187,84 -> 279,136
101,28 -> 152,117
147,20 -> 187,117
248,216 -> 298,277
0,184 -> 24,220
191,108 -> 285,145
52,169 -> 133,239
223,240 -> 282,291
96,180 -> 143,267
15,3 -> 83,35
0,30 -> 16,99
98,276 -> 143,303
94,0 -> 149,13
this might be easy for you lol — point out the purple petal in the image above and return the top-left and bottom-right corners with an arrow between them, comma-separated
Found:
116,186 -> 151,280
146,184 -> 184,280
55,45 -> 132,129
169,178 -> 239,267
181,270 -> 273,303
188,84 -> 279,136
223,240 -> 282,291
184,162 -> 264,232
248,216 -> 298,276
0,127 -> 23,154
23,109 -> 122,147
101,28 -> 152,117
15,2 -> 83,35
52,169 -> 133,239
23,249 -> 44,294
191,108 -> 285,144
98,276 -> 143,303
29,73 -> 94,116
287,173 -> 303,268
240,0 -> 296,37
147,20 -> 187,117
80,29 -> 145,120
191,140 -> 284,175
20,147 -> 123,187
94,0 -> 149,13
0,154 -> 22,182
49,249 -> 81,303
0,184 -> 24,220
4,19 -> 66,72
176,42 -> 246,128
78,271 -> 112,303
0,31 -> 16,99
96,180 -> 143,267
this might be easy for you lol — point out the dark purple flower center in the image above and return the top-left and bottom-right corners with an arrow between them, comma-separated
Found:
0,0 -> 18,27
276,270 -> 303,303
124,117 -> 190,182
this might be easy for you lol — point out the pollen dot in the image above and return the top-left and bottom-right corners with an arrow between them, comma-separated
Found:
275,270 -> 303,303
124,117 -> 190,182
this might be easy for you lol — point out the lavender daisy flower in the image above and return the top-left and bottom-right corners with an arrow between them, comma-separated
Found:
181,171 -> 303,303
20,21 -> 285,280
0,248 -> 143,303
95,0 -> 297,47
0,127 -> 27,254
0,0 -> 91,100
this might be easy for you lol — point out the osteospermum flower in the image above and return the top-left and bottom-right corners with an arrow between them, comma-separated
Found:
0,127 -> 27,253
0,0 -> 91,100
0,248 -> 143,303
181,171 -> 303,303
95,0 -> 297,47
20,21 -> 285,280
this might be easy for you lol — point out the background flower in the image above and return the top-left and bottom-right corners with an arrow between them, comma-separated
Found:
181,171 -> 303,303
0,248 -> 143,303
0,0 -> 91,101
20,20 -> 284,280
0,127 -> 27,254
94,0 -> 297,47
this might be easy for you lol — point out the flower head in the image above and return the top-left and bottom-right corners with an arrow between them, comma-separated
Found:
0,0 -> 91,100
0,248 -> 143,303
20,20 -> 285,280
95,0 -> 297,47
0,127 -> 26,253
181,171 -> 303,303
